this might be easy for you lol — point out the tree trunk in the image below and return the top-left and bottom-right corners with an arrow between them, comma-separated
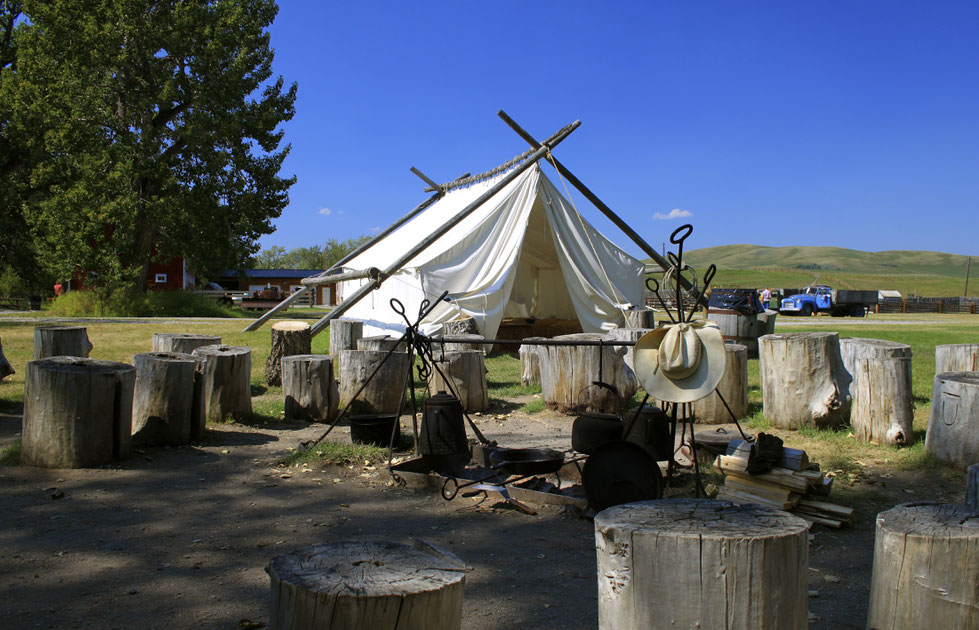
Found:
758,332 -> 852,429
867,502 -> 979,630
935,343 -> 979,374
692,343 -> 748,424
264,321 -> 311,386
594,498 -> 809,630
924,372 -> 979,465
604,327 -> 652,373
442,318 -> 478,336
622,309 -> 654,329
329,319 -> 363,354
131,352 -> 203,446
850,357 -> 914,445
33,325 -> 93,360
266,540 -> 466,630
22,357 -> 136,468
338,350 -> 412,414
152,333 -> 221,354
434,333 -> 486,354
840,337 -> 913,377
428,350 -> 488,412
356,335 -> 409,353
0,336 -> 13,381
519,337 -> 547,387
281,354 -> 338,423
537,333 -> 637,414
192,345 -> 252,422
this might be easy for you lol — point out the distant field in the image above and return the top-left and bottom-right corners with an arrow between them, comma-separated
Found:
647,244 -> 976,297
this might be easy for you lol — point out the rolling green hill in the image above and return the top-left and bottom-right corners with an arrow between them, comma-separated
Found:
644,245 -> 976,297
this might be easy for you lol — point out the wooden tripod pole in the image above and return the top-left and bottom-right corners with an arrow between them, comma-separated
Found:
307,119 -> 582,337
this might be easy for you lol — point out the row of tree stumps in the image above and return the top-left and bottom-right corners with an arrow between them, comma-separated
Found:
21,327 -> 253,468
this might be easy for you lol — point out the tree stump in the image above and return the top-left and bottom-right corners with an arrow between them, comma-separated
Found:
692,343 -> 748,424
537,333 -> 637,413
265,321 -> 311,386
519,337 -> 547,387
936,343 -> 979,374
442,317 -> 478,336
33,325 -> 93,360
329,319 -> 363,354
428,350 -> 488,412
267,539 -> 466,630
132,352 -> 204,445
604,327 -> 652,373
967,464 -> 979,511
281,354 -> 338,423
22,357 -> 136,468
192,345 -> 253,422
338,350 -> 412,414
0,336 -> 13,381
436,333 -> 486,354
840,337 -> 913,376
867,502 -> 979,630
622,309 -> 654,329
357,335 -> 408,353
709,309 -> 766,357
758,332 -> 852,429
594,498 -> 809,630
924,372 -> 979,465
152,333 -> 221,354
851,357 -> 914,445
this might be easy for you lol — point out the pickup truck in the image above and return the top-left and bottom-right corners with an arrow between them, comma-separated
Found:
779,285 -> 877,317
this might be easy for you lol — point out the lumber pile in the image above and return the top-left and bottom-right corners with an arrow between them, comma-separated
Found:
714,439 -> 854,527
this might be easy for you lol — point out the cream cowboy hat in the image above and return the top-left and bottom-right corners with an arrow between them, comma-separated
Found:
633,320 -> 726,403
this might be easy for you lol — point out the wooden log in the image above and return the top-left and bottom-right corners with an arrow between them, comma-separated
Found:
435,333 -> 486,354
266,539 -> 466,630
594,498 -> 809,630
867,502 -> 979,630
329,319 -> 363,354
850,356 -> 914,445
0,336 -> 13,380
152,333 -> 221,354
427,350 -> 488,412
33,325 -> 93,360
726,438 -> 811,471
537,333 -> 637,413
692,343 -> 748,424
935,343 -> 979,373
338,350 -> 412,414
604,327 -> 652,373
191,345 -> 252,422
264,321 -> 311,386
442,318 -> 478,336
840,337 -> 913,378
519,337 -> 547,387
967,464 -> 979,511
924,372 -> 979,465
132,352 -> 204,446
356,335 -> 409,353
758,332 -> 852,429
22,357 -> 136,468
281,354 -> 338,423
622,309 -> 654,329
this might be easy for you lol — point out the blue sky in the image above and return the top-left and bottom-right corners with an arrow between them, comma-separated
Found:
261,1 -> 978,258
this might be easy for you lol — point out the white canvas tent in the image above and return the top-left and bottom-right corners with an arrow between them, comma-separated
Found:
336,164 -> 645,338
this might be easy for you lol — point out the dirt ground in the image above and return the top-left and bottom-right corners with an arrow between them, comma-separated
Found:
0,405 -> 966,630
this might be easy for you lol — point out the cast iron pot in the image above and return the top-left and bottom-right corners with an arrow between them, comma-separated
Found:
572,412 -> 623,455
582,440 -> 662,513
420,391 -> 468,456
489,447 -> 565,476
349,414 -> 400,447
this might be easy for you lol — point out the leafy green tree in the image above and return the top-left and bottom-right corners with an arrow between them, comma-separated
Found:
251,236 -> 372,271
324,235 -> 372,269
3,0 -> 296,299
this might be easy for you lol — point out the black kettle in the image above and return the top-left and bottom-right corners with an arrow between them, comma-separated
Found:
419,391 -> 468,457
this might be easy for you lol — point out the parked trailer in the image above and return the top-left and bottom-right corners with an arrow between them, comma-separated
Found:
779,285 -> 877,317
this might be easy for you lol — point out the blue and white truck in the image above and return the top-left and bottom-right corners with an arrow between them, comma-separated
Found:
779,285 -> 877,317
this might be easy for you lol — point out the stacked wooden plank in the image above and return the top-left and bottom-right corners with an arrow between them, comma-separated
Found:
714,439 -> 854,527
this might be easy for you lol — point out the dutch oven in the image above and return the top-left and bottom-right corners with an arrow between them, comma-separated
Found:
349,414 -> 400,447
582,440 -> 662,512
572,412 -> 623,455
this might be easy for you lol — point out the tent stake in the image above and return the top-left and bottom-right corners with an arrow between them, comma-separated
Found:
307,119 -> 582,337
497,110 -> 707,308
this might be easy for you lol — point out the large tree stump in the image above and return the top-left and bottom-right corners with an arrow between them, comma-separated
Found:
131,352 -> 204,446
758,332 -> 852,429
692,343 -> 748,424
152,333 -> 221,354
436,333 -> 486,354
851,357 -> 914,445
936,343 -> 979,373
267,540 -> 466,630
594,498 -> 809,630
604,327 -> 652,373
519,337 -> 547,387
281,354 -> 338,423
442,317 -> 478,336
0,336 -> 13,380
537,333 -> 637,413
338,350 -> 412,414
329,319 -> 363,354
265,321 -> 311,386
924,372 -> 979,465
22,357 -> 136,468
967,464 -> 979,511
357,336 -> 408,353
192,345 -> 253,422
840,337 -> 913,376
622,309 -> 654,329
427,350 -> 488,412
33,325 -> 93,360
867,502 -> 979,630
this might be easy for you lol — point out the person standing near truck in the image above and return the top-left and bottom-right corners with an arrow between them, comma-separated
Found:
760,287 -> 771,308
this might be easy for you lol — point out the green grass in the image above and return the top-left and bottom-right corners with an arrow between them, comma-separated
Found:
0,441 -> 21,465
278,440 -> 388,467
520,397 -> 546,414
